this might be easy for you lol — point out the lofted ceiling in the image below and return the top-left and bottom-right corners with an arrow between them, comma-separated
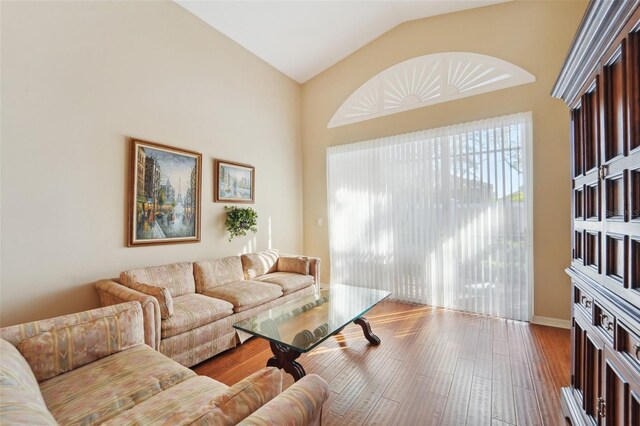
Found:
176,1 -> 509,84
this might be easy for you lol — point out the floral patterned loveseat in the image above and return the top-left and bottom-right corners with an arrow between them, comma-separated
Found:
0,301 -> 329,425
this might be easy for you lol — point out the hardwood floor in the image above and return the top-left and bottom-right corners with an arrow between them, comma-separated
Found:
193,300 -> 570,426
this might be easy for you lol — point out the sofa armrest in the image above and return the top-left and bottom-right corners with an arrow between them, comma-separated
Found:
279,254 -> 321,284
308,257 -> 321,285
209,367 -> 283,424
0,339 -> 59,425
95,279 -> 161,350
238,374 -> 329,426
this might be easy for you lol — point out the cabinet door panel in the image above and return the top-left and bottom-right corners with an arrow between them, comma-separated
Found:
605,350 -> 630,425
585,230 -> 602,273
586,181 -> 601,221
631,168 -> 640,222
631,237 -> 640,292
604,44 -> 627,162
573,107 -> 585,176
575,313 -> 604,424
605,172 -> 626,220
628,30 -> 639,151
576,186 -> 585,219
573,318 -> 586,402
584,333 -> 603,421
605,233 -> 627,288
583,81 -> 601,173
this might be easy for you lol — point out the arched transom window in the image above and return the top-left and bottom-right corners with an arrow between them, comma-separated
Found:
328,52 -> 535,128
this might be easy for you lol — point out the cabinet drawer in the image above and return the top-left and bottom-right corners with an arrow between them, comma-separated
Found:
616,321 -> 640,372
574,285 -> 594,320
594,302 -> 615,340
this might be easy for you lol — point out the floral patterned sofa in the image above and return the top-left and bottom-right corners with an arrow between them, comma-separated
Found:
95,250 -> 320,367
0,301 -> 329,425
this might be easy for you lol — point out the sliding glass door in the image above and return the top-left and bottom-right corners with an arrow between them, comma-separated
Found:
327,112 -> 533,321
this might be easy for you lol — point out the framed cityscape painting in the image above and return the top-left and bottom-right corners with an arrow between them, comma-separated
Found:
129,139 -> 202,246
214,159 -> 255,203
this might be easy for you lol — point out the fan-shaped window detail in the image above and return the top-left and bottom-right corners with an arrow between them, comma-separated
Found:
328,52 -> 535,128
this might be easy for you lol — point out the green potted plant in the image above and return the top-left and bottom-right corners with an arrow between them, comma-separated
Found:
224,206 -> 258,241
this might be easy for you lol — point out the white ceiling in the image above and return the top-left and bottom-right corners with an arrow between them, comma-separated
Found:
176,1 -> 509,83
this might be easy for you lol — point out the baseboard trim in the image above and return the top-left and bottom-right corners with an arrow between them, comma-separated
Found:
531,316 -> 571,329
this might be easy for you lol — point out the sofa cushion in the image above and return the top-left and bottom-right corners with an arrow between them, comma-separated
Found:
105,368 -> 283,426
17,305 -> 144,383
159,324 -> 237,368
254,272 -> 314,295
100,376 -> 229,425
120,262 -> 195,297
203,281 -> 282,313
241,250 -> 279,279
161,294 -> 234,339
194,256 -> 244,293
127,282 -> 174,319
0,339 -> 58,425
277,256 -> 310,275
40,344 -> 195,426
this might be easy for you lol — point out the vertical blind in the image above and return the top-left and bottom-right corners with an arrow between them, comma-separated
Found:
327,112 -> 533,321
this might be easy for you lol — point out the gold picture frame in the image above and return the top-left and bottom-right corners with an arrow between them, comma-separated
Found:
214,159 -> 255,204
129,139 -> 202,246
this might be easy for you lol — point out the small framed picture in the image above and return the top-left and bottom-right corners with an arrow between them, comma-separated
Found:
129,139 -> 202,246
214,159 -> 255,203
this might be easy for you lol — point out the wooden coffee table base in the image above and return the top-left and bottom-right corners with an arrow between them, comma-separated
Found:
354,317 -> 381,345
266,316 -> 381,381
266,341 -> 306,382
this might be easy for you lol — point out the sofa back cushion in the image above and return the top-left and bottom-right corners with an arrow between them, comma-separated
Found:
277,256 -> 310,275
119,262 -> 195,297
193,256 -> 244,293
0,302 -> 144,383
241,250 -> 279,279
0,339 -> 58,425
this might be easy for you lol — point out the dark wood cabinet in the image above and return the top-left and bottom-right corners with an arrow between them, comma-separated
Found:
553,1 -> 640,425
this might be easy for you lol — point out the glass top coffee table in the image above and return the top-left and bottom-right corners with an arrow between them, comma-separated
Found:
234,284 -> 391,381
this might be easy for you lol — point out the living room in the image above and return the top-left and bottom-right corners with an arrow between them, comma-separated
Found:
2,0 -> 639,425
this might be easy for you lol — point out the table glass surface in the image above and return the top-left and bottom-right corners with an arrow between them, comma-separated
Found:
233,284 -> 391,352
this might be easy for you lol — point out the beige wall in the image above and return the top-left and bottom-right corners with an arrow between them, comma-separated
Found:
301,0 -> 588,322
1,0 -> 588,326
0,1 -> 302,326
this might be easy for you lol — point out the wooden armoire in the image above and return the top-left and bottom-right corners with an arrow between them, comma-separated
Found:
552,0 -> 640,425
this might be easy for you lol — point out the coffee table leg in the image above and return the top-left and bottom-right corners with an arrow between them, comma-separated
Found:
266,341 -> 305,381
354,317 -> 381,345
